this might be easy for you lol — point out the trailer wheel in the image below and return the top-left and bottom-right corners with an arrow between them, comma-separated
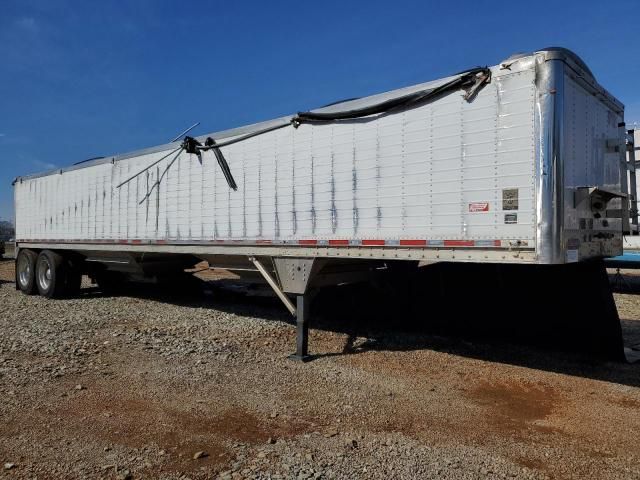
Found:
35,250 -> 67,299
16,249 -> 38,295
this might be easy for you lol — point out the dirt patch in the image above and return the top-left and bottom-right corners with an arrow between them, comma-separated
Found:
610,396 -> 640,409
515,456 -> 549,472
468,379 -> 560,429
49,385 -> 309,476
0,259 -> 14,282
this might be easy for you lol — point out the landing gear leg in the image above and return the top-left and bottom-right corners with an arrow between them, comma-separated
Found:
289,294 -> 311,362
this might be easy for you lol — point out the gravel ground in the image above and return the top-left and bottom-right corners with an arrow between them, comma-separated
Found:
0,259 -> 639,479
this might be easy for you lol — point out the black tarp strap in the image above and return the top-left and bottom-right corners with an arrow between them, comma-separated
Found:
205,137 -> 238,191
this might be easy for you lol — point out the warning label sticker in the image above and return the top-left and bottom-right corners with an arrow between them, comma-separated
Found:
504,213 -> 518,224
468,202 -> 490,212
502,188 -> 519,210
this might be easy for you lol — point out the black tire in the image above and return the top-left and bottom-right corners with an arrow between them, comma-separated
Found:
16,249 -> 38,295
35,250 -> 67,298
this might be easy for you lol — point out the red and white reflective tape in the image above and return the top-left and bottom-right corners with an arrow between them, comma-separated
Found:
17,238 -> 513,248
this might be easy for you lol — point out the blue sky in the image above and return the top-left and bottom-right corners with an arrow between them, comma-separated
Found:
1,0 -> 639,222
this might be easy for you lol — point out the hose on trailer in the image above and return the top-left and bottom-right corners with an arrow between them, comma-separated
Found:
292,67 -> 491,125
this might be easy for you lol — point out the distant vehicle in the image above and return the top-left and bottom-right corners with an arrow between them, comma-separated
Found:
10,47 -> 635,360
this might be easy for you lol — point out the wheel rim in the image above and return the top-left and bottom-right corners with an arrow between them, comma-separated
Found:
17,254 -> 31,287
37,256 -> 52,291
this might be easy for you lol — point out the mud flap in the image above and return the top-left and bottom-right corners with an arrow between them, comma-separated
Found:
407,260 -> 628,362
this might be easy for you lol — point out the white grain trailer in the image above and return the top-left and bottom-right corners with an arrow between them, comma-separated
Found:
13,47 -> 630,360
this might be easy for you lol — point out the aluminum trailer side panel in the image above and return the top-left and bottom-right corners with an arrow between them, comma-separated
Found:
13,48 -> 625,264
15,63 -> 536,245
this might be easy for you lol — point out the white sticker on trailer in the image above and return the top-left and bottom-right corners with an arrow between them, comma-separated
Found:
566,249 -> 579,263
